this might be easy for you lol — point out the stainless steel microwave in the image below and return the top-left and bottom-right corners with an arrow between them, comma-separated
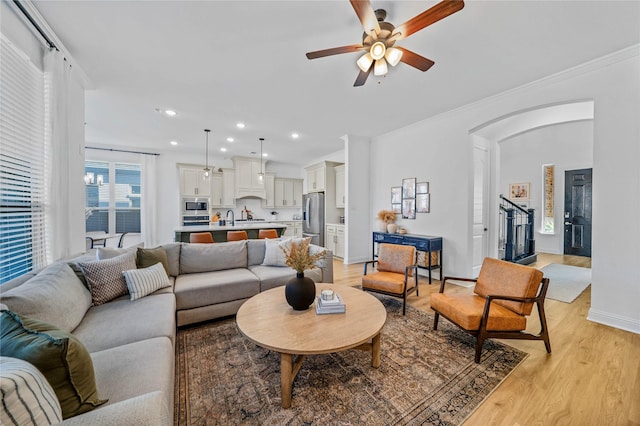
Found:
183,198 -> 209,213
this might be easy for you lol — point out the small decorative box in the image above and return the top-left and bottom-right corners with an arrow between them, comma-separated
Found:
321,289 -> 335,301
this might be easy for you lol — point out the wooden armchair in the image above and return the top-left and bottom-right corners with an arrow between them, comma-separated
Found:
431,257 -> 551,363
362,243 -> 418,315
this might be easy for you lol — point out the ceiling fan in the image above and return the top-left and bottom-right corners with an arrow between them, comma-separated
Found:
306,0 -> 465,86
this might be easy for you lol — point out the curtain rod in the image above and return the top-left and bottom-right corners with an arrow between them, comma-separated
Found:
12,0 -> 57,50
86,147 -> 160,156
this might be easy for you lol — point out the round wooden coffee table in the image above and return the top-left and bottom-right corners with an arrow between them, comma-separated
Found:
236,283 -> 387,408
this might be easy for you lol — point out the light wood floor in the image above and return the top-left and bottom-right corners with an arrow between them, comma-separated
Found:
332,253 -> 640,425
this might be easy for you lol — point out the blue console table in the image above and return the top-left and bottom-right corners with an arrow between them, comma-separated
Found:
373,232 -> 443,284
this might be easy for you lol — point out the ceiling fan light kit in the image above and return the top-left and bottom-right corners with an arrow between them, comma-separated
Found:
203,129 -> 211,180
305,0 -> 465,86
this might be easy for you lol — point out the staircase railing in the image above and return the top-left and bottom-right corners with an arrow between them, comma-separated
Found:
498,195 -> 536,264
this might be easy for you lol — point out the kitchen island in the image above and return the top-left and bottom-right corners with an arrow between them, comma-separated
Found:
174,222 -> 287,243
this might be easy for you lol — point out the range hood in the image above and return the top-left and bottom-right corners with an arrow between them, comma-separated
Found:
236,191 -> 266,200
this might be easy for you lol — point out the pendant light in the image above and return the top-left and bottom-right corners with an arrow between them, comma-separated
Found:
258,137 -> 265,181
203,129 -> 211,180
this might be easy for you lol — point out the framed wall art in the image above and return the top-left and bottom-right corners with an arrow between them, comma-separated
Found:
416,193 -> 430,213
416,182 -> 429,194
509,182 -> 530,201
402,198 -> 416,219
391,186 -> 402,204
392,203 -> 401,214
402,178 -> 416,199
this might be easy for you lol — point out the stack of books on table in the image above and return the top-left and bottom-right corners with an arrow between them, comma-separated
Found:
315,293 -> 346,315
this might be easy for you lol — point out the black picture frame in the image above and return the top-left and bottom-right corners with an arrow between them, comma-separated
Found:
416,182 -> 429,194
392,203 -> 401,214
391,186 -> 402,204
402,198 -> 416,219
402,178 -> 416,199
416,193 -> 430,213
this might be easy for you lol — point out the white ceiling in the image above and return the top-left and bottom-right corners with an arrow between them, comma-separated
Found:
33,0 -> 640,166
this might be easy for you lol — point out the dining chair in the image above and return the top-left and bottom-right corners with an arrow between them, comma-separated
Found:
189,232 -> 215,244
258,229 -> 278,239
227,230 -> 248,241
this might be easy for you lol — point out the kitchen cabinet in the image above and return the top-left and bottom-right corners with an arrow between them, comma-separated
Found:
233,157 -> 266,199
305,163 -> 326,193
274,178 -> 303,208
210,169 -> 235,208
334,164 -> 345,208
326,224 -> 345,259
180,166 -> 211,197
263,173 -> 276,208
282,221 -> 302,238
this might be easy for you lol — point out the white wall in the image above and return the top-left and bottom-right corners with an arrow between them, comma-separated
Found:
499,120 -> 594,254
369,46 -> 640,333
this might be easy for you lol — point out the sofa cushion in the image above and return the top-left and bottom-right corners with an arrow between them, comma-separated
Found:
180,240 -> 248,274
95,245 -> 139,260
247,239 -> 266,266
136,246 -> 170,275
248,265 -> 323,292
89,337 -> 174,408
160,243 -> 182,277
174,269 -> 259,310
0,310 -> 107,419
0,262 -> 92,333
262,237 -> 312,267
123,262 -> 171,301
78,252 -> 137,306
0,356 -> 63,426
71,293 -> 176,353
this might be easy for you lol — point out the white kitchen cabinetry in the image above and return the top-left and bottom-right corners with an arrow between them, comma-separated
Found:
233,157 -> 266,199
305,164 -> 326,193
274,178 -> 304,208
325,224 -> 344,259
209,169 -> 235,208
334,164 -> 345,208
263,173 -> 276,208
281,221 -> 302,238
180,166 -> 211,197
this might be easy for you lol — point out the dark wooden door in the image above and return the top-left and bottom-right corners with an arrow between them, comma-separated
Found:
564,168 -> 592,257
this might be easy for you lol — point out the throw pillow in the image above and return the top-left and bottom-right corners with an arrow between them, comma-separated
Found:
122,262 -> 171,301
0,356 -> 63,426
262,237 -> 312,267
0,310 -> 107,419
78,252 -> 137,305
136,247 -> 169,275
95,245 -> 138,260
0,263 -> 92,333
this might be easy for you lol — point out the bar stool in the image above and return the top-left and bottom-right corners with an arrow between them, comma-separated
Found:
190,232 -> 214,244
258,229 -> 278,239
227,230 -> 248,241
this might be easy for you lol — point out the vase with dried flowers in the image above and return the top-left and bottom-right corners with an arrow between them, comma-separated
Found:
280,239 -> 327,310
377,209 -> 397,233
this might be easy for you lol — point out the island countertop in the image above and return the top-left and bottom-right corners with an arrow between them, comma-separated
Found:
174,222 -> 287,242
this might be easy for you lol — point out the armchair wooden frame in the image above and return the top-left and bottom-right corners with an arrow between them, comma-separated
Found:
362,258 -> 419,316
433,275 -> 551,363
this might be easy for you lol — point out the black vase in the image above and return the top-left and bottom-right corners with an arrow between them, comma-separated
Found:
285,272 -> 316,311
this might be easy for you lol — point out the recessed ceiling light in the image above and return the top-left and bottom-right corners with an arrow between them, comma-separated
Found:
164,109 -> 177,117
220,147 -> 227,152
291,133 -> 299,139
263,153 -> 268,157
170,140 -> 178,146
226,137 -> 234,142
236,122 -> 245,129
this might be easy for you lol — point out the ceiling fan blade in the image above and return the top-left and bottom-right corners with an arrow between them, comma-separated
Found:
392,0 -> 465,40
353,66 -> 372,87
306,44 -> 364,60
349,0 -> 381,35
396,47 -> 435,72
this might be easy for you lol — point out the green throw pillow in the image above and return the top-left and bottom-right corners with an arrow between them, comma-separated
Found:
137,247 -> 170,275
0,310 -> 107,419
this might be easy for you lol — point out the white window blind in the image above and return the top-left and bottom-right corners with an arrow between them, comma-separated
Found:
0,34 -> 47,284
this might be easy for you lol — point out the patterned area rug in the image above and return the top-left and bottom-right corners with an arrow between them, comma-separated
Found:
175,297 -> 527,425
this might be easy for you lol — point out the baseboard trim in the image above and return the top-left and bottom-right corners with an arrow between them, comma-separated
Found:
587,308 -> 640,334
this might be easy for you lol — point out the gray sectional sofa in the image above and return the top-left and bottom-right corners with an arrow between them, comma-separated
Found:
0,238 -> 333,425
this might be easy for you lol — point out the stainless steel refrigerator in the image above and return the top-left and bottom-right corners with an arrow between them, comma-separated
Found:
302,193 -> 325,247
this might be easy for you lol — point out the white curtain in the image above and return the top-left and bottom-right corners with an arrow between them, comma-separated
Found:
44,48 -> 72,262
141,154 -> 158,247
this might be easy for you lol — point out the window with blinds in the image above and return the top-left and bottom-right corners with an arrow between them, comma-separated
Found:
0,34 -> 47,284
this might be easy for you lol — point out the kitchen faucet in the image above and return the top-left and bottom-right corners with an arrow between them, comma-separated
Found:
226,209 -> 235,226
